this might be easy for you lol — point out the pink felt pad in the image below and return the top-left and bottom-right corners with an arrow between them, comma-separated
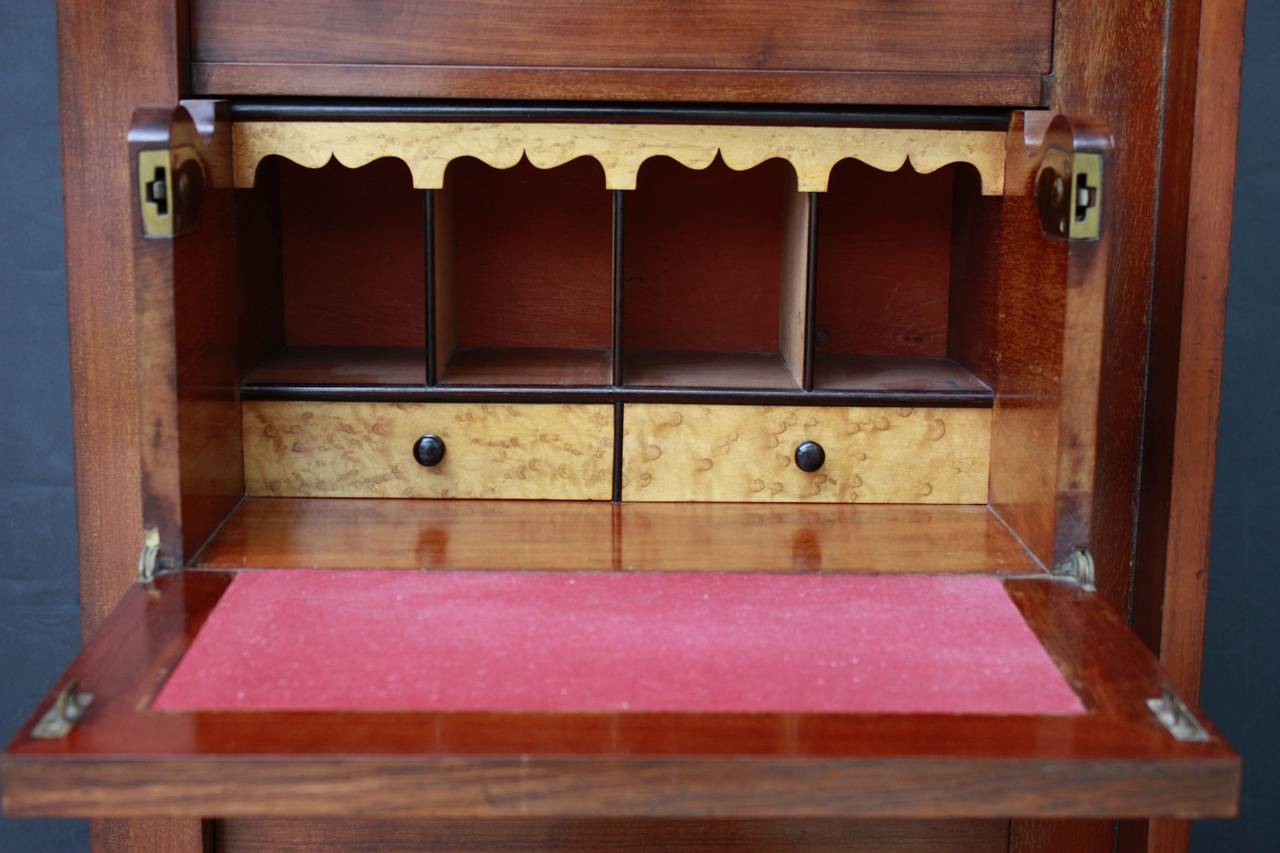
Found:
154,571 -> 1084,715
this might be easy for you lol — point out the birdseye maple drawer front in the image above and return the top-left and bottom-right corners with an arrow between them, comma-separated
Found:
621,404 -> 990,503
243,401 -> 615,500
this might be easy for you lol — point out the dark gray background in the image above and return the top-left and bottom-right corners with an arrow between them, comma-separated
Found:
0,0 -> 1274,850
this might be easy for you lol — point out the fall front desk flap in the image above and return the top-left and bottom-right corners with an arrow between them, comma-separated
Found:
155,571 -> 1083,715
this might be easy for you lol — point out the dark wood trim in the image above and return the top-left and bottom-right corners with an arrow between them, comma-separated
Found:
801,193 -> 819,392
1,572 -> 1239,820
238,380 -> 994,408
424,189 -> 438,387
611,403 -> 624,503
195,64 -> 1046,108
611,191 -> 625,387
228,100 -> 1017,129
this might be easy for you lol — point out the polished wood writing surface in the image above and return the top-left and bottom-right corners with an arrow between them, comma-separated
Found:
1,572 -> 1237,819
194,498 -> 1041,574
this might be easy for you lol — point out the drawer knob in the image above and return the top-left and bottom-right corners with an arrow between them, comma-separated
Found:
794,441 -> 826,473
413,434 -> 446,467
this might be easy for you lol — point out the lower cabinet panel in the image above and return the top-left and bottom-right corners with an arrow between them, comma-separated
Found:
621,404 -> 990,503
243,401 -> 615,500
215,818 -> 1010,852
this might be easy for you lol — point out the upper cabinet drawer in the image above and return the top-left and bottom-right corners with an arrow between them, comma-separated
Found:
622,404 -> 990,504
190,1 -> 1053,105
244,401 -> 615,501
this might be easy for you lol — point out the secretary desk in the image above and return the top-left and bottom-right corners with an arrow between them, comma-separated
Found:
2,1 -> 1246,852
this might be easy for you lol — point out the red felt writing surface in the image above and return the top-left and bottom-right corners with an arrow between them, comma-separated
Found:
155,571 -> 1083,715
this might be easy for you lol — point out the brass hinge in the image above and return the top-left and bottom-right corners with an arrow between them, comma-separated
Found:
137,526 -> 178,583
1052,548 -> 1097,591
1147,688 -> 1211,743
137,146 -> 205,238
1036,148 -> 1103,241
31,679 -> 94,739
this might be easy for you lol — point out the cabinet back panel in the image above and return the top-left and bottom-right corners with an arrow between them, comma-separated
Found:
278,159 -> 425,348
815,162 -> 955,358
624,157 -> 790,354
441,157 -> 613,352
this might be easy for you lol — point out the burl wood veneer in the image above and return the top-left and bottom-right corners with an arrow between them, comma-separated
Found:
243,402 -> 615,500
234,122 -> 1008,194
621,404 -> 990,503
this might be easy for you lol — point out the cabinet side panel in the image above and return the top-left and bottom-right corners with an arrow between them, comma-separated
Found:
56,2 -> 210,852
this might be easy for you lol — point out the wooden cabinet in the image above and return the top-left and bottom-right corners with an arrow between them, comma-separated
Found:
20,0 -> 1249,851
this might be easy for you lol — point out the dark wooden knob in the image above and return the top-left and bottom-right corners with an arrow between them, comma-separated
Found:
413,434 -> 446,467
794,441 -> 825,473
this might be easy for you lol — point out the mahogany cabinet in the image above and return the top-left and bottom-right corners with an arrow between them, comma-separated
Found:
6,1 -> 1247,851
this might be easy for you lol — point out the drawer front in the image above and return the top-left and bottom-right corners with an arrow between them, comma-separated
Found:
195,1 -> 1053,74
193,1 -> 1052,104
244,402 -> 614,500
621,404 -> 989,503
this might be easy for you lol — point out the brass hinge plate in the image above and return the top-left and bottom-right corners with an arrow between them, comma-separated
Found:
31,679 -> 94,739
1036,148 -> 1104,241
137,145 -> 205,238
1147,689 -> 1211,743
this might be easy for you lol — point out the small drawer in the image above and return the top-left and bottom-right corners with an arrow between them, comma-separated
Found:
621,404 -> 989,504
244,401 -> 614,500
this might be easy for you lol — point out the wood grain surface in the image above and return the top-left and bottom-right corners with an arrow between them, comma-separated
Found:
277,158 -> 425,349
621,404 -> 990,503
192,0 -> 1049,105
193,0 -> 1053,74
233,122 -> 1008,195
614,503 -> 1038,573
243,402 -> 614,500
194,498 -> 1041,575
195,63 -> 1045,107
622,157 -> 789,357
214,817 -> 1008,853
815,162 -> 956,359
130,106 -> 245,568
988,115 -> 1112,569
437,157 -> 612,363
